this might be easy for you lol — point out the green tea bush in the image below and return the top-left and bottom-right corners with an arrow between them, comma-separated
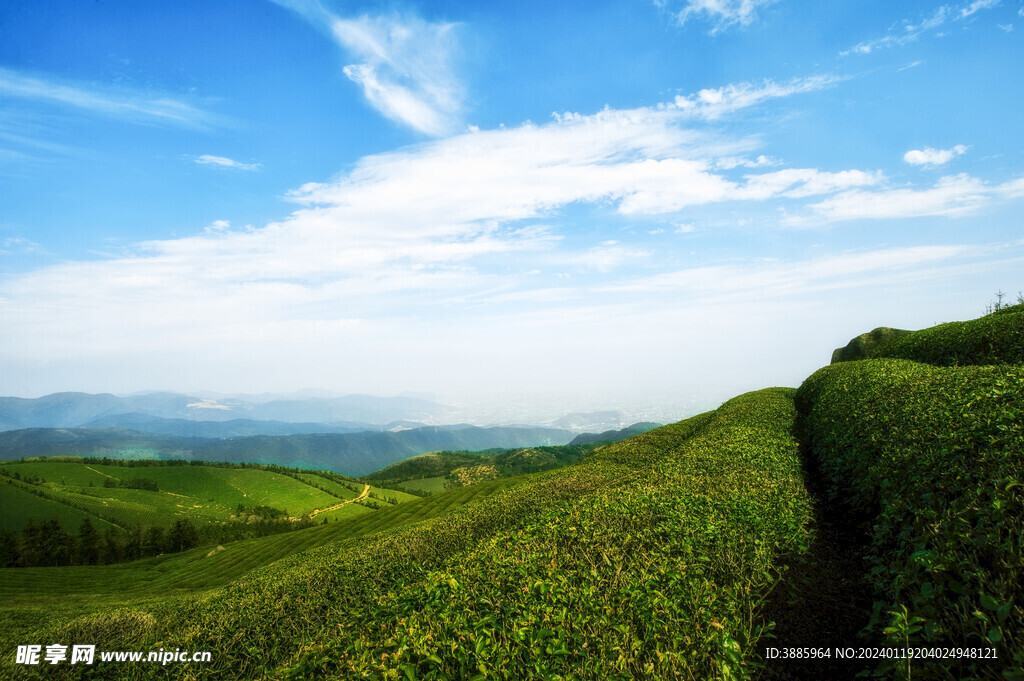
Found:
33,388 -> 813,681
796,359 -> 1024,680
876,305 -> 1024,366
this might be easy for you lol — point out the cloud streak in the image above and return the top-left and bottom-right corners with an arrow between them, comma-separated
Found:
841,0 -> 1002,56
0,68 -> 226,130
195,154 -> 262,171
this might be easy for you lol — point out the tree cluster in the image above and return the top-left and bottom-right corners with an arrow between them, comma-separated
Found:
0,517 -> 199,568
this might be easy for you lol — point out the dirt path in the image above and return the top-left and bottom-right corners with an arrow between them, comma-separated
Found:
756,445 -> 875,681
307,484 -> 370,519
84,465 -> 119,481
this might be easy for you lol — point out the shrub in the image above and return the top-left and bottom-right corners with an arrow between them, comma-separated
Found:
878,306 -> 1023,366
796,359 -> 1024,680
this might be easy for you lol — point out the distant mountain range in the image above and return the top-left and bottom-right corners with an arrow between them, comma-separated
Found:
0,391 -> 454,431
0,392 -> 663,476
0,425 -> 577,476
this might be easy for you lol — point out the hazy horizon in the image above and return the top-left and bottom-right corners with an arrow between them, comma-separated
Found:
2,1 -> 1022,409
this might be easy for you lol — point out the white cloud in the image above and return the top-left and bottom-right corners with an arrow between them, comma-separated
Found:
715,154 -> 779,169
7,77 -> 1019,395
0,67 -> 225,130
195,155 -> 261,171
841,1 -> 1000,56
738,168 -> 883,200
271,1 -> 464,136
841,6 -> 949,55
897,60 -> 924,72
903,144 -> 968,166
961,0 -> 1000,18
605,245 -> 981,297
667,0 -> 778,32
0,236 -> 43,255
786,173 -> 999,224
997,22 -> 1014,31
668,75 -> 841,119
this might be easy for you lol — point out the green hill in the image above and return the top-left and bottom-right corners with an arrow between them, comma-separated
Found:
831,301 -> 1024,365
362,443 -> 597,491
1,305 -> 1022,680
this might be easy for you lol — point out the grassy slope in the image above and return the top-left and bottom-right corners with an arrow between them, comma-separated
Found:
0,463 -> 351,529
0,479 -> 122,532
26,387 -> 813,681
0,477 -> 527,658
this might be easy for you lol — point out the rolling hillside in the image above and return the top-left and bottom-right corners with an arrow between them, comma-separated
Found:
362,443 -> 598,491
1,304 -> 1021,680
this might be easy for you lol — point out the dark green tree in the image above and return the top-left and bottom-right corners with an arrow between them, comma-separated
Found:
99,527 -> 123,564
123,526 -> 143,561
0,529 -> 18,567
38,518 -> 73,566
141,526 -> 166,557
167,519 -> 199,553
18,519 -> 42,567
77,518 -> 99,565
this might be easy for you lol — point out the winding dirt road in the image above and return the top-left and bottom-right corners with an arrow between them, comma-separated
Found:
308,484 -> 370,519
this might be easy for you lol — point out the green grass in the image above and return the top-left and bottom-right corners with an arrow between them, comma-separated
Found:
23,388 -> 813,681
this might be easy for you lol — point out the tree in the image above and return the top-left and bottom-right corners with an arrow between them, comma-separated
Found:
38,518 -> 73,566
167,519 -> 199,553
123,526 -> 143,561
18,519 -> 43,567
0,529 -> 18,567
141,526 -> 166,557
99,527 -> 123,564
77,518 -> 99,565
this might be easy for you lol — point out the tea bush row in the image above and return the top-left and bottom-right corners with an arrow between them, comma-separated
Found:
873,305 -> 1023,366
796,359 -> 1024,680
34,388 -> 813,680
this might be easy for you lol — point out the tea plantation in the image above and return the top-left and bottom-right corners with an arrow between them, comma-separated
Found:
1,304 -> 1021,680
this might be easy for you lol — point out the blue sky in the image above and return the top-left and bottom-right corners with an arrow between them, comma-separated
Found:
1,0 -> 1022,420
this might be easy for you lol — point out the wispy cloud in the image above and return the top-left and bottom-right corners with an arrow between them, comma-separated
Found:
271,1 -> 464,136
960,0 -> 1000,18
0,67 -> 226,130
842,6 -> 950,55
785,173 -> 1024,225
841,0 -> 1002,56
660,0 -> 778,33
604,245 -> 983,297
0,237 -> 43,255
667,75 -> 842,119
195,154 -> 262,171
903,144 -> 968,166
